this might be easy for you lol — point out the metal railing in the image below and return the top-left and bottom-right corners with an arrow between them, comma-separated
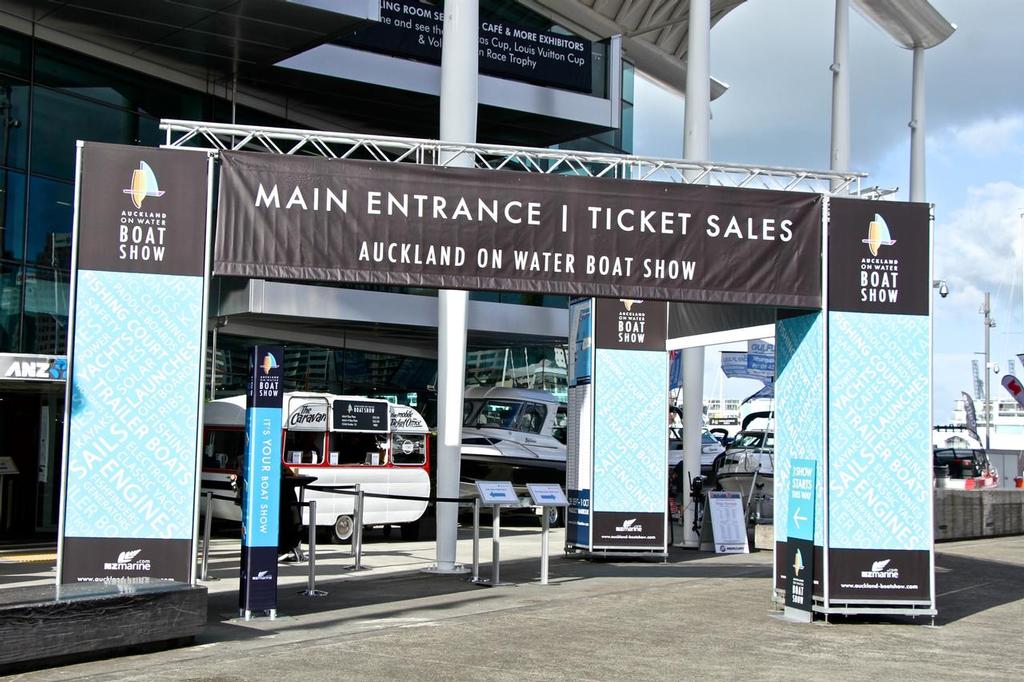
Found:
160,119 -> 866,195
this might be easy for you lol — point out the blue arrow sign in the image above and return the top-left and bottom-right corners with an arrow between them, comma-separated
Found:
786,459 -> 816,542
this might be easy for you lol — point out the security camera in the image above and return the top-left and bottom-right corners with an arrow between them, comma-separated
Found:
938,282 -> 949,298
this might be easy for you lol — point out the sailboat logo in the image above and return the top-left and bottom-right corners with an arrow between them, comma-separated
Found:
620,299 -> 643,311
261,352 -> 279,375
861,213 -> 897,256
792,548 -> 804,577
122,161 -> 165,209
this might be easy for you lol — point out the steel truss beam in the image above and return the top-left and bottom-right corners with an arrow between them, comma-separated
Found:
160,119 -> 865,195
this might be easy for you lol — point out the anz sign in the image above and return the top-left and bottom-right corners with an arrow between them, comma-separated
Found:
0,354 -> 67,381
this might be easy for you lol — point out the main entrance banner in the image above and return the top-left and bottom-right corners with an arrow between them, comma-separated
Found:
215,153 -> 823,306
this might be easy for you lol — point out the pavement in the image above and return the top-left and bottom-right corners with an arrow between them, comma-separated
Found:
2,522 -> 1023,681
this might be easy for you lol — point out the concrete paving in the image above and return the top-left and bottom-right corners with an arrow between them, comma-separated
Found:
2,525 -> 1023,681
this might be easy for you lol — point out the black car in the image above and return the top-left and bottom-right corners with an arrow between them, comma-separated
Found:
933,448 -> 991,479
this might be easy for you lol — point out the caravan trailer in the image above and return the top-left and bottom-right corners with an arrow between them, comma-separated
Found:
201,392 -> 431,541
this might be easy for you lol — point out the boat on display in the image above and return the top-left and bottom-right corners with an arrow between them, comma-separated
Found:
459,387 -> 567,515
713,428 -> 775,522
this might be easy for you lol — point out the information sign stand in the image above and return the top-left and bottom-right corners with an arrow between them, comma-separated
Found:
474,481 -> 518,587
706,491 -> 750,554
527,484 -> 568,585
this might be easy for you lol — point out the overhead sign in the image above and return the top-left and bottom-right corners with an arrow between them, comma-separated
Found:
215,153 -> 824,307
476,480 -> 518,505
707,491 -> 749,554
338,0 -> 592,93
526,483 -> 568,507
828,199 -> 930,315
333,399 -> 389,432
59,143 -> 210,586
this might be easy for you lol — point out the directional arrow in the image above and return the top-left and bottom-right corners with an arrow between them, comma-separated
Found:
792,507 -> 808,529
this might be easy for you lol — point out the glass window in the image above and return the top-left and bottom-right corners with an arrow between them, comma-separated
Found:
471,400 -> 523,429
284,430 -> 326,465
518,403 -> 547,434
203,429 -> 245,471
0,29 -> 31,79
22,267 -> 69,355
0,262 -> 21,352
31,87 -> 145,180
26,175 -> 73,268
0,77 -> 29,170
392,433 -> 426,465
0,168 -> 25,260
328,431 -> 387,466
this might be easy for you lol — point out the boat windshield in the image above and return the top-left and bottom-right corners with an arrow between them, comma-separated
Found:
732,431 -> 774,449
464,400 -> 524,429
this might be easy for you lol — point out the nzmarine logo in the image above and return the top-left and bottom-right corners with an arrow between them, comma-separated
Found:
104,549 -> 151,571
861,213 -> 897,256
122,161 -> 165,209
860,558 -> 899,579
615,518 -> 643,533
252,570 -> 273,581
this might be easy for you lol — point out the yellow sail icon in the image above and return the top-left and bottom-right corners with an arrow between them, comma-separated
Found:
122,161 -> 165,208
861,213 -> 897,256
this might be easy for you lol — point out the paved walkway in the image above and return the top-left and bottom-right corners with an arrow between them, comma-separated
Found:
2,527 -> 1022,680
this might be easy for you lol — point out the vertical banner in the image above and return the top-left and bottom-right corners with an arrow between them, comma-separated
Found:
239,345 -> 284,617
566,298 -> 593,549
774,312 -> 825,597
785,459 -> 817,615
590,298 -> 668,551
59,143 -> 210,585
826,199 -> 932,606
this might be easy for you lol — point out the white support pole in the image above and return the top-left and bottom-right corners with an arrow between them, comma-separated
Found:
909,46 -> 926,203
680,0 -> 710,548
431,0 -> 478,574
830,0 -> 850,191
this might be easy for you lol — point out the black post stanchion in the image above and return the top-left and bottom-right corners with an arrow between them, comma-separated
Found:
471,497 -> 481,583
302,499 -> 327,597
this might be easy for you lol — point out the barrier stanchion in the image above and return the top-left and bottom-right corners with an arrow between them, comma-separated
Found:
302,499 -> 327,597
491,504 -> 502,585
471,497 -> 481,583
540,505 -> 550,585
200,491 -> 218,582
346,484 -> 368,571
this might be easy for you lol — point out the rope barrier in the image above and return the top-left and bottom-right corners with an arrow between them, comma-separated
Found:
205,488 -> 473,505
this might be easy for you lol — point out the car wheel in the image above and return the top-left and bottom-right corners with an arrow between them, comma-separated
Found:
332,515 -> 354,543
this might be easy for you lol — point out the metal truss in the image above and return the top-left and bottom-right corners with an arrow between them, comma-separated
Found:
161,119 -> 865,195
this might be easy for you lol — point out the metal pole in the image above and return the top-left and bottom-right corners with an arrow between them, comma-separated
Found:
201,491 -> 214,581
983,292 -> 992,449
492,505 -> 501,585
540,506 -> 550,585
348,485 -> 367,571
909,46 -> 926,203
830,0 -> 850,191
472,497 -> 481,582
680,0 -> 711,550
431,0 -> 478,575
303,499 -> 326,596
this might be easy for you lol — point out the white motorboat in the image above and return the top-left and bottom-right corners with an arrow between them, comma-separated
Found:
713,429 -> 774,522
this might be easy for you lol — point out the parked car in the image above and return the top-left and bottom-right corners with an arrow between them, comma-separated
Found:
933,448 -> 999,489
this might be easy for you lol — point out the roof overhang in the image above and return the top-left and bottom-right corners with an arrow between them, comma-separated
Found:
516,0 -> 746,98
853,0 -> 956,49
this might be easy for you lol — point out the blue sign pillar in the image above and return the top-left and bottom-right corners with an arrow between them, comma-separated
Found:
785,459 -> 817,620
239,345 -> 284,619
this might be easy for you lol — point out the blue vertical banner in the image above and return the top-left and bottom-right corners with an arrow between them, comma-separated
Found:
59,143 -> 210,585
785,459 -> 816,612
566,297 -> 594,549
240,345 -> 284,617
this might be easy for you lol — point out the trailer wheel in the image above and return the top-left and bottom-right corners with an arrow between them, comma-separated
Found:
332,515 -> 354,543
544,506 -> 562,528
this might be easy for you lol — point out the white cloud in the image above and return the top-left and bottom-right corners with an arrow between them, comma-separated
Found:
932,116 -> 1024,157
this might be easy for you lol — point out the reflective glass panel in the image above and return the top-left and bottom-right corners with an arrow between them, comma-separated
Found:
26,175 -> 73,268
0,168 -> 25,260
0,75 -> 29,170
22,266 -> 69,355
0,261 -> 21,352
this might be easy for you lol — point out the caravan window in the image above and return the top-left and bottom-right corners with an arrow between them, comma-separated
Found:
392,433 -> 426,465
329,431 -> 388,466
284,431 -> 325,465
203,429 -> 244,470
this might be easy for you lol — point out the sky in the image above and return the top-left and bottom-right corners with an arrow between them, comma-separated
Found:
632,0 -> 1024,421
